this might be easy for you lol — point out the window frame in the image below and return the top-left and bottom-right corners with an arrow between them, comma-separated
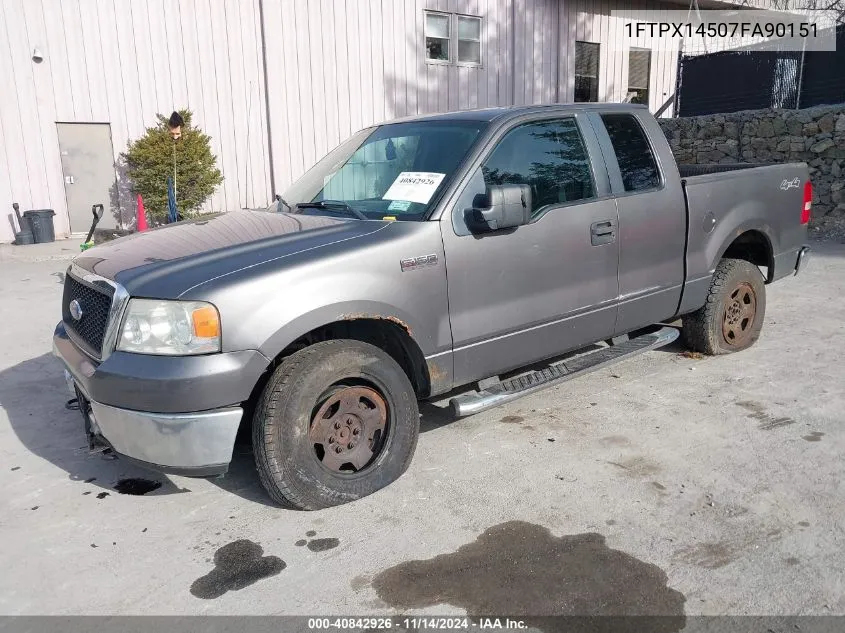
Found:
591,111 -> 665,198
574,41 -> 601,103
456,14 -> 483,67
424,11 -> 483,67
424,10 -> 453,65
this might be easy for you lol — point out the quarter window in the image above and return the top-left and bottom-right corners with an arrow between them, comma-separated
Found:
481,118 -> 596,216
600,114 -> 661,192
425,12 -> 451,62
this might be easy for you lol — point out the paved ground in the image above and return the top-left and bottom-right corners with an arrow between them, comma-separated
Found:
1,238 -> 844,620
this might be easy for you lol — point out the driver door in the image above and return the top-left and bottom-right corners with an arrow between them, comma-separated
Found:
441,114 -> 620,386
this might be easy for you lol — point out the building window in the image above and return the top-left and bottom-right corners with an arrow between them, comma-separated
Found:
574,41 -> 600,102
628,48 -> 651,106
425,11 -> 451,62
600,114 -> 661,192
457,16 -> 482,64
425,12 -> 482,65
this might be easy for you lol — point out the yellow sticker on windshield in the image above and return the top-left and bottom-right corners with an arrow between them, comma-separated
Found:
382,216 -> 397,221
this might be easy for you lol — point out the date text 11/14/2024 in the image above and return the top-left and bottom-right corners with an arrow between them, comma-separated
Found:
307,617 -> 528,630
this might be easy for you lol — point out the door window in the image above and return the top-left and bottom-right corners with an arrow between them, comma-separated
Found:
480,118 -> 596,217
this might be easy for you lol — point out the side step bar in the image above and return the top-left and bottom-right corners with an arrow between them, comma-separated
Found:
449,326 -> 680,417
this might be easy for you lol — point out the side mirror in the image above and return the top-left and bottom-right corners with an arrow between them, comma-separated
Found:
466,184 -> 531,232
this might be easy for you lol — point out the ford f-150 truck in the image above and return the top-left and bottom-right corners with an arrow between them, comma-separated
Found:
53,104 -> 811,509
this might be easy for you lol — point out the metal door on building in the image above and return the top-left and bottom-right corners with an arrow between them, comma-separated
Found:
56,123 -> 118,233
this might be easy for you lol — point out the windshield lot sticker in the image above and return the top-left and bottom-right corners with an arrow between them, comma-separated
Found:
383,172 -> 446,204
387,199 -> 412,212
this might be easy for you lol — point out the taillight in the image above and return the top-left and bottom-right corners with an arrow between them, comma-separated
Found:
801,180 -> 812,224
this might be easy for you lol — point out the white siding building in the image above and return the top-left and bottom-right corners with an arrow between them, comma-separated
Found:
0,0 -> 780,243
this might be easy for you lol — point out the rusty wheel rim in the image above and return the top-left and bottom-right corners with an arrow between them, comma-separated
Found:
722,282 -> 757,347
309,385 -> 388,473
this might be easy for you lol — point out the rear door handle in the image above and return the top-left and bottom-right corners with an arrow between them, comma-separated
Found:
590,219 -> 617,246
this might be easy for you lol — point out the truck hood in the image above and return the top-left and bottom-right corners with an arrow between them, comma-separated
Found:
73,210 -> 388,298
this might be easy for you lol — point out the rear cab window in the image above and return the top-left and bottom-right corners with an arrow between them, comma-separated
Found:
600,113 -> 661,193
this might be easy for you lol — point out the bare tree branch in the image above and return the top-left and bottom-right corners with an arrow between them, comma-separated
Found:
733,0 -> 844,23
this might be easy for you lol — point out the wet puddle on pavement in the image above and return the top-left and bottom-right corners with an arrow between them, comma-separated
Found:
295,530 -> 340,552
113,478 -> 162,495
191,540 -> 286,599
371,520 -> 686,632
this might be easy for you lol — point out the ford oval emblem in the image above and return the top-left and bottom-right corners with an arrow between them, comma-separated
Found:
69,299 -> 83,321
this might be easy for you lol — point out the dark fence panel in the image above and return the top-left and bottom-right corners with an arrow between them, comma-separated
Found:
677,50 -> 799,116
800,25 -> 845,107
676,25 -> 844,116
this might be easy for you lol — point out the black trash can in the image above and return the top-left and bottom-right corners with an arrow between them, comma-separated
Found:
14,230 -> 35,245
23,209 -> 56,243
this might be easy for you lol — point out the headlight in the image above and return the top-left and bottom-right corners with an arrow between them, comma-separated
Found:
117,299 -> 221,355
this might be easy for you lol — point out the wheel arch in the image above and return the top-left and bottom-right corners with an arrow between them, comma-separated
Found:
256,306 -> 436,400
716,228 -> 775,282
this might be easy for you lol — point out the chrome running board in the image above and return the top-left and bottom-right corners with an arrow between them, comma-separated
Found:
449,326 -> 680,417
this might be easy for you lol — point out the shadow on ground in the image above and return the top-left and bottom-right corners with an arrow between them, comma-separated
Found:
0,353 -> 464,507
0,353 -> 284,506
0,353 -> 192,496
1,324 -> 694,506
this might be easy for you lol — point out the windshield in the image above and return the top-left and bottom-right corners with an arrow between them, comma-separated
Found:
275,120 -> 486,221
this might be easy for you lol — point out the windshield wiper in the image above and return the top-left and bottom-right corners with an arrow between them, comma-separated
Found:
295,200 -> 368,221
272,194 -> 292,213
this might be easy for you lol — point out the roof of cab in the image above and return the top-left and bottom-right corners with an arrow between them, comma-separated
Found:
383,102 -> 648,125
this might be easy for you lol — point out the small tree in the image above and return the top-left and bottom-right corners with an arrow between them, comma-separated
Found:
123,109 -> 223,224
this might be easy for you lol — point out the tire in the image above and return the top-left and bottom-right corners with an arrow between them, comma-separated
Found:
253,339 -> 419,510
682,258 -> 766,355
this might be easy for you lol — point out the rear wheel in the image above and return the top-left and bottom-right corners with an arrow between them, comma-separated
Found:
253,340 -> 419,510
682,258 -> 766,355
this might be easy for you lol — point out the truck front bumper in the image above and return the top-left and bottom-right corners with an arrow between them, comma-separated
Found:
53,322 -> 269,476
82,397 -> 242,476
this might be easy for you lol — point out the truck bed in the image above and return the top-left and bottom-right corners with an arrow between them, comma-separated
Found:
678,161 -> 809,316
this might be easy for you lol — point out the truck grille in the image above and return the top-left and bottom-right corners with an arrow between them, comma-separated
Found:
62,274 -> 115,357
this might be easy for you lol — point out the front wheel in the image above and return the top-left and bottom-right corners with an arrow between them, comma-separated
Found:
253,340 -> 419,510
682,258 -> 766,355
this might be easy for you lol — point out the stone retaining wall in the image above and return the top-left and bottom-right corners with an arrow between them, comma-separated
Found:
658,105 -> 845,232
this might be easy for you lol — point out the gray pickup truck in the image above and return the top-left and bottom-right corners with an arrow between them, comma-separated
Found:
54,104 -> 811,509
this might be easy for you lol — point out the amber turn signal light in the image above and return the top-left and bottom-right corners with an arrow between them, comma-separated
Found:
192,306 -> 220,339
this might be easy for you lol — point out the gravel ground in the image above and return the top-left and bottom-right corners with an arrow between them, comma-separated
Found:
0,238 -> 843,623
